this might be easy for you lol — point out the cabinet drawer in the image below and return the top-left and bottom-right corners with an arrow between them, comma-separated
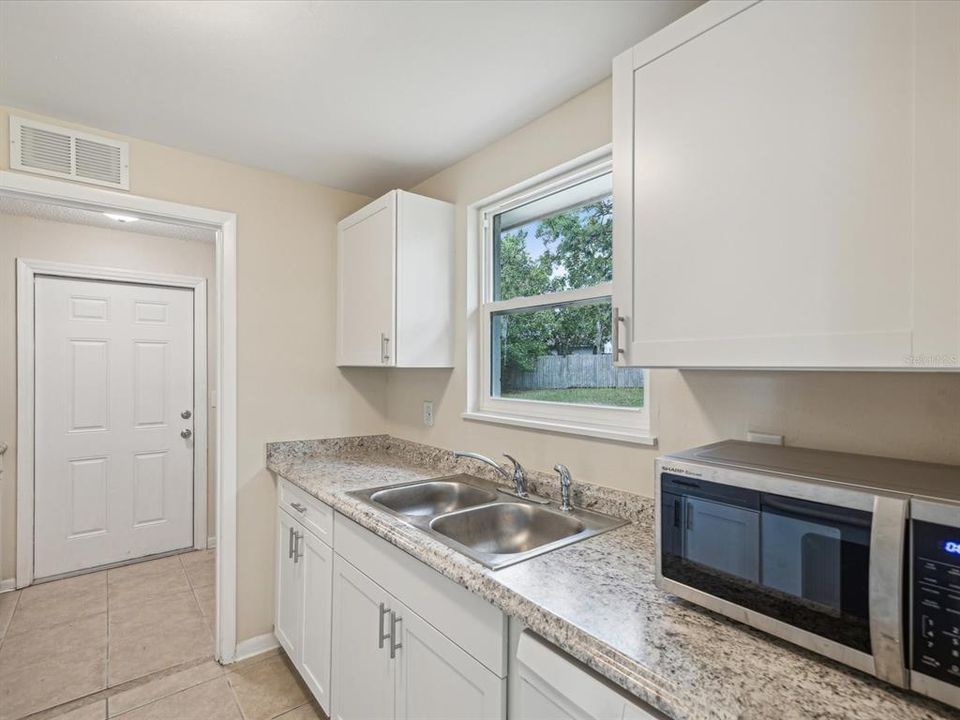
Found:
335,512 -> 507,677
279,479 -> 333,545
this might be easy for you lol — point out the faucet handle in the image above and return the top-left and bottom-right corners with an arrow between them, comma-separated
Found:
502,453 -> 528,498
554,464 -> 573,512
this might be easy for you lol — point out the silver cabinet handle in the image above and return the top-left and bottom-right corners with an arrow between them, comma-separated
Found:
288,526 -> 295,559
290,502 -> 306,513
380,332 -> 391,364
378,602 -> 391,649
389,611 -> 402,659
611,305 -> 625,361
181,428 -> 192,439
293,532 -> 304,563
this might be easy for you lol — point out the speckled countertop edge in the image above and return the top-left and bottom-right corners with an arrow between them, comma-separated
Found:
266,435 -> 960,720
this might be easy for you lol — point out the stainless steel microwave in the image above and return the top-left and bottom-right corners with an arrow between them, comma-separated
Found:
655,441 -> 960,709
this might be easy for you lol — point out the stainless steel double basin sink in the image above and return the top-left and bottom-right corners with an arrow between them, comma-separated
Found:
350,474 -> 627,569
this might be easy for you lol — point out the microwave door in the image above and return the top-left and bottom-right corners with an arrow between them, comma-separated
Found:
683,496 -> 760,583
759,495 -> 872,621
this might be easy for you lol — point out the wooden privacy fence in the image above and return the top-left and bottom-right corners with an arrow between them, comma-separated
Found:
502,353 -> 645,391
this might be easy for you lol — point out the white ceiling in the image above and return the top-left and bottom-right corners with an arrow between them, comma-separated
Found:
0,0 -> 698,197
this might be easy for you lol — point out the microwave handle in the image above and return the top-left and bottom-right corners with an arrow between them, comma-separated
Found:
762,495 -> 871,529
869,495 -> 909,689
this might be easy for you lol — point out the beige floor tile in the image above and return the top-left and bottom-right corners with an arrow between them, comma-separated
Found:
223,647 -> 280,674
108,660 -> 222,716
109,589 -> 202,631
227,654 -> 308,720
7,572 -> 107,637
0,591 -> 18,639
193,584 -> 216,634
115,677 -> 241,720
108,563 -> 190,609
0,612 -> 106,672
0,615 -> 107,720
48,699 -> 107,719
178,549 -> 214,569
275,702 -> 325,720
108,610 -> 213,686
183,557 -> 215,589
109,555 -> 182,581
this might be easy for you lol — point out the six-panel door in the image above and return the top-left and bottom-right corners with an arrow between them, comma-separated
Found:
34,276 -> 195,578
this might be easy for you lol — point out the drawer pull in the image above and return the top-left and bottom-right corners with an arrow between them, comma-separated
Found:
378,602 -> 391,649
389,612 -> 402,659
288,526 -> 295,559
290,502 -> 307,513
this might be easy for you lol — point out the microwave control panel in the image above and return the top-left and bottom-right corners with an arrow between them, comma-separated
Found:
913,520 -> 960,686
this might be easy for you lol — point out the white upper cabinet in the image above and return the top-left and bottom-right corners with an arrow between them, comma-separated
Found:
612,0 -> 960,369
336,190 -> 454,367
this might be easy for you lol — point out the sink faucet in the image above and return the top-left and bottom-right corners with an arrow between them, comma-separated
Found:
554,464 -> 573,512
453,451 -> 528,498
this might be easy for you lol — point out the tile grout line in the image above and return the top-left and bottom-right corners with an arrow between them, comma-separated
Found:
0,590 -> 23,653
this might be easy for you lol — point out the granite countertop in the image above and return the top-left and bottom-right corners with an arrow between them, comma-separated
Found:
266,435 -> 960,720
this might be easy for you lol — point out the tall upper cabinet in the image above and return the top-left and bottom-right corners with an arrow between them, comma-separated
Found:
336,190 -> 454,367
612,0 -> 960,369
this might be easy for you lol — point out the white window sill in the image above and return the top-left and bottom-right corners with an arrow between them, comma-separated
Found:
461,410 -> 657,446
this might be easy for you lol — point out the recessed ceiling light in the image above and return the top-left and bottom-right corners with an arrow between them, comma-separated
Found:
103,212 -> 139,223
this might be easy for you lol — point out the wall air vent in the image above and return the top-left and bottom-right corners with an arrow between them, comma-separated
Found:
10,116 -> 129,190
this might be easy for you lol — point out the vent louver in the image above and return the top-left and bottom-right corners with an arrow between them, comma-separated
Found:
10,117 -> 129,190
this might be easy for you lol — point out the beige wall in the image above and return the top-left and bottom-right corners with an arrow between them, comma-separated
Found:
0,213 -> 218,580
0,106 -> 386,643
385,78 -> 960,495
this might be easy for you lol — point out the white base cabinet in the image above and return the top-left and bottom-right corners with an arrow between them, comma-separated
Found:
275,485 -> 334,715
277,482 -> 506,720
331,554 -> 504,720
512,628 -> 662,720
330,556 -> 395,720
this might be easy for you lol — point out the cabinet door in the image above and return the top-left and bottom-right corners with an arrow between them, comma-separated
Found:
300,530 -> 333,714
336,191 -> 397,367
613,0 -> 960,368
395,600 -> 505,720
275,508 -> 302,662
331,555 -> 396,720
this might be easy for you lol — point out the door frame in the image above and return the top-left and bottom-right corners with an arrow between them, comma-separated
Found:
0,169 -> 239,663
17,258 -> 208,580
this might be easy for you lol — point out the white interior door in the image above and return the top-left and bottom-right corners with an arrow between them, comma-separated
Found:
34,276 -> 195,578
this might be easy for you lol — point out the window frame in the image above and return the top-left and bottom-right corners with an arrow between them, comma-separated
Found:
463,148 -> 654,445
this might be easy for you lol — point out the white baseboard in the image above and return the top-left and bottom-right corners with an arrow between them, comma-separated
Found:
231,633 -> 279,664
207,535 -> 217,549
0,578 -> 16,593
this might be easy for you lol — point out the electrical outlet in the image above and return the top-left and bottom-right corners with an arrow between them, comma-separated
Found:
422,401 -> 434,427
747,431 -> 784,446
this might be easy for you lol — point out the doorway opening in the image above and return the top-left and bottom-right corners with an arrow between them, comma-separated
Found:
0,170 -> 239,690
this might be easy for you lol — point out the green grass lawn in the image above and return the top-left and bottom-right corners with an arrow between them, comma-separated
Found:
500,387 -> 644,408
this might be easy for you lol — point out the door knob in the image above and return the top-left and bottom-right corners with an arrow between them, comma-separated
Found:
181,429 -> 192,439
181,410 -> 192,419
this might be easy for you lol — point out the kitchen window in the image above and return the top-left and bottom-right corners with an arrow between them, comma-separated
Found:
464,149 -> 653,444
